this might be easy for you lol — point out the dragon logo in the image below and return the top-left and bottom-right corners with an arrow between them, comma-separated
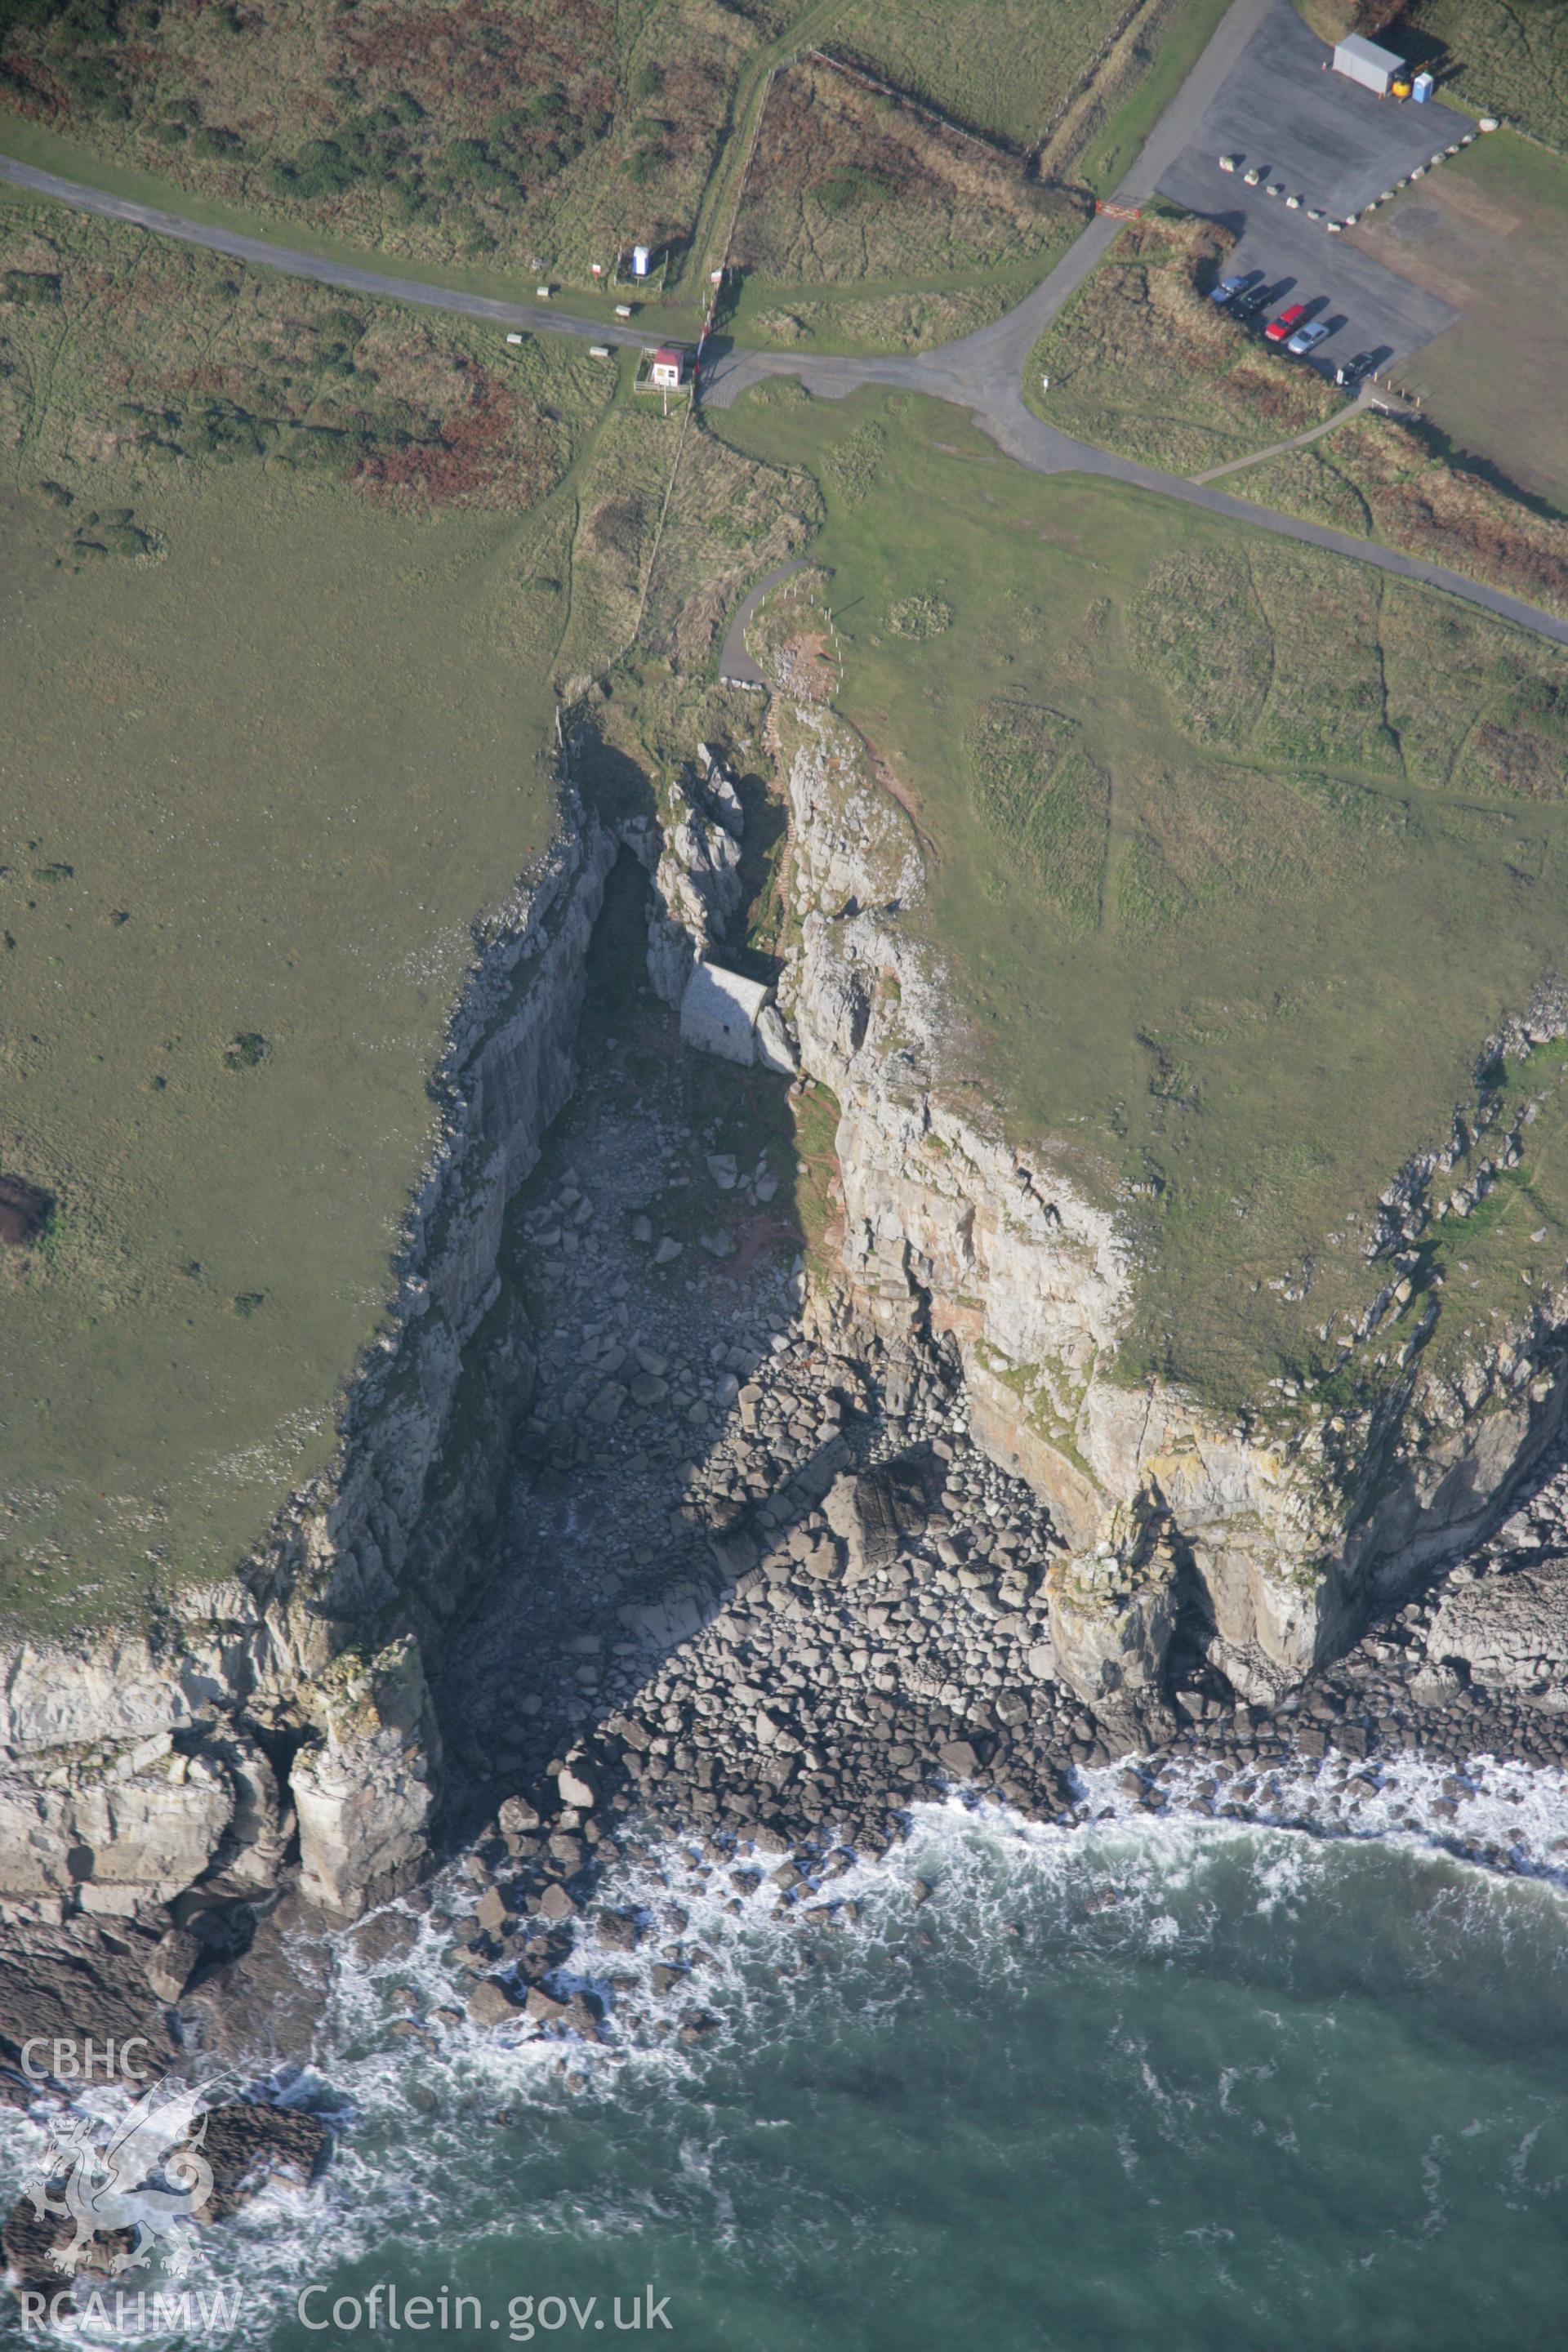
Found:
20,2078 -> 216,2278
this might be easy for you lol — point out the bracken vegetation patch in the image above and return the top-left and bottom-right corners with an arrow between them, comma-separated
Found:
0,0 -> 760,274
733,54 -> 1086,284
1239,410 -> 1568,627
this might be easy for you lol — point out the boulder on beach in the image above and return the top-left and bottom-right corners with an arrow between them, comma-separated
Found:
825,1454 -> 941,1582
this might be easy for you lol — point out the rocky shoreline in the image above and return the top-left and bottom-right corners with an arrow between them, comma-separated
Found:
7,772 -> 1568,2297
380,932 -> 1568,2048
5,1230 -> 1567,2288
12,868 -> 1568,2074
422,1365 -> 1568,2047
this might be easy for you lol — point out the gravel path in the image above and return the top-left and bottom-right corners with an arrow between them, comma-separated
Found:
1189,383 -> 1375,482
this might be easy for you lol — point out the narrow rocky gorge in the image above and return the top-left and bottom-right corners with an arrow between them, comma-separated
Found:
4,640 -> 1568,2085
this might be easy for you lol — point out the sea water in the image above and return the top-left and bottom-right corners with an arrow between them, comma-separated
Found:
5,1757 -> 1568,2352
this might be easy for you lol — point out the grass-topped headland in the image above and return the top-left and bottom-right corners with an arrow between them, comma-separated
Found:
712,385 -> 1568,1415
0,185 -> 615,1623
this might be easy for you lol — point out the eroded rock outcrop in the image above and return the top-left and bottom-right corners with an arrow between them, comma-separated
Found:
771,695 -> 1568,1708
1423,1557 -> 1568,1707
292,1637 -> 440,1916
0,793 -> 617,1923
626,750 -> 746,1009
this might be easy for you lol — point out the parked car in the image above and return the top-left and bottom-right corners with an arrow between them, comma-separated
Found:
1285,318 -> 1331,356
1243,164 -> 1265,186
1218,153 -> 1241,173
1209,273 -> 1251,304
1334,350 -> 1376,388
1233,284 -> 1272,320
1264,302 -> 1307,343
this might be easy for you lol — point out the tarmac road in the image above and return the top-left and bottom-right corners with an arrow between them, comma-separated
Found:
717,556 -> 809,687
0,155 -> 658,350
4,0 -> 1565,652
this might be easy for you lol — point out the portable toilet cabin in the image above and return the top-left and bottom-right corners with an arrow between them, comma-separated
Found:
1411,69 -> 1435,102
631,243 -> 651,278
1332,33 -> 1404,97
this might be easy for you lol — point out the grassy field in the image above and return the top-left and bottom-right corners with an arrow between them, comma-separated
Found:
0,0 -> 1237,359
0,112 -> 717,341
1234,409 -> 1568,621
1353,135 -> 1568,514
549,391 -> 817,688
825,0 -> 1233,190
1392,0 -> 1568,153
0,0 -> 773,282
714,385 -> 1568,1410
1024,212 -> 1343,471
731,56 -> 1085,285
0,184 -> 615,1621
826,0 -> 1129,151
732,274 -> 1030,357
1062,0 -> 1234,200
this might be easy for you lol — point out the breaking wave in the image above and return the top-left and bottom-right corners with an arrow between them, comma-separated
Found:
6,1747 -> 1568,2350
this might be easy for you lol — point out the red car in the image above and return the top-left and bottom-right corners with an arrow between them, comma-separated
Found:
1265,301 -> 1307,343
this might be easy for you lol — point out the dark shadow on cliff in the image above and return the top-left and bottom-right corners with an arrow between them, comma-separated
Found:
571,723 -> 658,831
413,786 -> 1031,1865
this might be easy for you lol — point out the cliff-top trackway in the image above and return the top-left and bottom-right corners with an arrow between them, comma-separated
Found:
4,0 -> 1567,651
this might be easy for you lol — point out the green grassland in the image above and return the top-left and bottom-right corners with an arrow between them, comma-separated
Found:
1354,136 -> 1568,516
728,275 -> 1032,359
714,385 -> 1568,1410
1065,0 -> 1233,200
1025,212 -> 1343,471
0,185 -> 615,1619
1233,408 -> 1568,622
826,0 -> 1233,192
0,0 -> 1236,363
826,0 -> 1129,151
717,0 -> 1232,352
1394,0 -> 1568,153
549,393 -> 818,690
0,110 -> 717,344
0,0 -> 773,282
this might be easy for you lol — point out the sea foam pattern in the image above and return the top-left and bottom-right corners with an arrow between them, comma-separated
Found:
5,1745 -> 1568,2348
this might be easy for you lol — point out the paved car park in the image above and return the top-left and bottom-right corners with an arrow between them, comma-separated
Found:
1156,0 -> 1476,369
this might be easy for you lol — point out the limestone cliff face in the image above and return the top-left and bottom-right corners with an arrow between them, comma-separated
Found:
773,699 -> 1568,1708
0,797 -> 616,1923
623,749 -> 746,1009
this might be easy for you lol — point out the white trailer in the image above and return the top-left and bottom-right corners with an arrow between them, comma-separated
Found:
1332,33 -> 1404,97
